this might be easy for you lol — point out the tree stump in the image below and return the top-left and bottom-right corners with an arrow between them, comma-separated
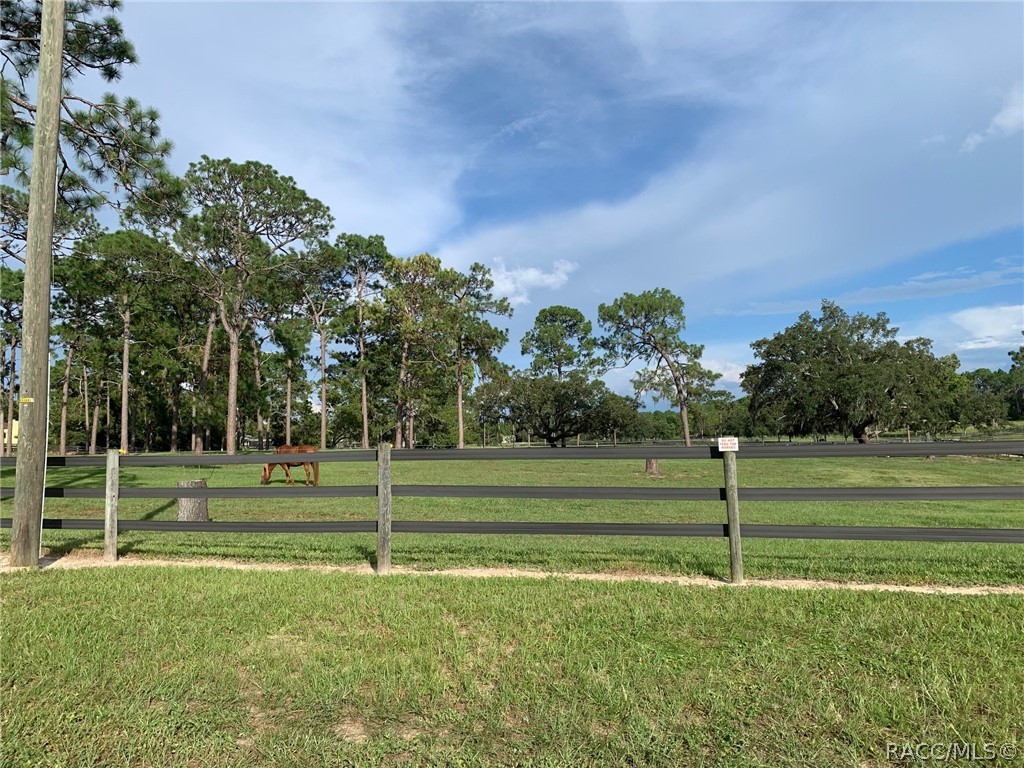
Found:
645,458 -> 662,476
177,479 -> 209,522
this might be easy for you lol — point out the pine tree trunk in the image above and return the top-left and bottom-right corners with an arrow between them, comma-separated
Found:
252,337 -> 264,451
0,341 -> 6,457
645,458 -> 662,476
82,366 -> 90,449
170,382 -> 180,453
194,312 -> 216,455
59,344 -> 75,454
5,338 -> 16,456
285,357 -> 293,446
395,341 -> 409,449
680,401 -> 692,447
90,403 -> 99,455
358,302 -> 369,450
456,360 -> 465,449
320,329 -> 328,451
120,312 -> 131,453
225,325 -> 240,455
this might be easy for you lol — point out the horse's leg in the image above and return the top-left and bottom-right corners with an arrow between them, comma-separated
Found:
263,463 -> 275,485
302,462 -> 312,486
313,462 -> 320,487
283,464 -> 295,485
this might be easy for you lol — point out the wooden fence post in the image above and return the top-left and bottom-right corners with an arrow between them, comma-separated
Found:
719,438 -> 743,584
377,442 -> 392,574
104,449 -> 119,563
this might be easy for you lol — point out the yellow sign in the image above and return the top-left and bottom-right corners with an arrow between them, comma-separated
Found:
18,397 -> 34,404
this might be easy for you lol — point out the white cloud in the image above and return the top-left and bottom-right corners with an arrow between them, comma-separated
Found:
961,83 -> 1024,153
949,305 -> 1024,350
699,341 -> 756,390
437,5 -> 1023,316
902,304 -> 1024,369
703,358 -> 747,385
729,261 -> 1023,316
491,259 -> 578,306
118,3 -> 466,255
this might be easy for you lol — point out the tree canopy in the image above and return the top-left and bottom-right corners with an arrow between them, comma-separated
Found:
521,305 -> 597,381
598,289 -> 720,446
1,0 -> 172,261
741,301 -> 964,442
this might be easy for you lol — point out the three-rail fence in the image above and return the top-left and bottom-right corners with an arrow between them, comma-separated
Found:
2,440 -> 1022,582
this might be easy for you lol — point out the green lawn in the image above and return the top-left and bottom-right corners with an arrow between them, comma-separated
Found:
2,454 -> 1022,585
2,567 -> 1022,767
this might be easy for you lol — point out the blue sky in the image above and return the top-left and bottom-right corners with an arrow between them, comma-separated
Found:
108,1 -> 1022,394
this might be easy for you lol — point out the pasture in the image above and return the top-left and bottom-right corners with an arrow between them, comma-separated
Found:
2,567 -> 1022,767
2,453 -> 1022,585
3,452 -> 1021,766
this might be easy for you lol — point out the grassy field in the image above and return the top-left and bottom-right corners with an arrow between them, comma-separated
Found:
1,454 -> 1022,585
2,567 -> 1022,767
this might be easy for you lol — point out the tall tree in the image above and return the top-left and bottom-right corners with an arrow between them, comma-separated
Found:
598,289 -> 713,446
74,230 -> 170,451
270,314 -> 312,446
138,254 -> 211,452
375,254 -> 445,448
52,251 -> 105,453
521,305 -> 597,382
335,234 -> 391,449
176,156 -> 332,454
294,241 -> 350,450
434,263 -> 511,448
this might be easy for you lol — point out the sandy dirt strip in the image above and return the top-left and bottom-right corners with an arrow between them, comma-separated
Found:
2,550 -> 1021,595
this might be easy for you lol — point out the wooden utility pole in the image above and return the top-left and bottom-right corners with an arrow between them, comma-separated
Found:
9,0 -> 66,568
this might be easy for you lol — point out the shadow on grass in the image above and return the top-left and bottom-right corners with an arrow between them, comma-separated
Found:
0,468 -> 141,489
38,532 -> 104,567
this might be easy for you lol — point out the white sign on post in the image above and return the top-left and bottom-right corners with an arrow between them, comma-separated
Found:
718,436 -> 739,452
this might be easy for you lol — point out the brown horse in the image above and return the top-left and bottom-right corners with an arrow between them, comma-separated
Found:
260,444 -> 320,486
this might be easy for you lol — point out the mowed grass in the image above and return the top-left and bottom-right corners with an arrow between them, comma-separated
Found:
2,567 -> 1022,767
1,454 -> 1022,585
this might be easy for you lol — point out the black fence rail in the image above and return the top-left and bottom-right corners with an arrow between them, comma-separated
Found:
2,485 -> 1019,501
2,440 -> 1022,579
21,439 -> 1024,466
3,518 -> 1020,544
